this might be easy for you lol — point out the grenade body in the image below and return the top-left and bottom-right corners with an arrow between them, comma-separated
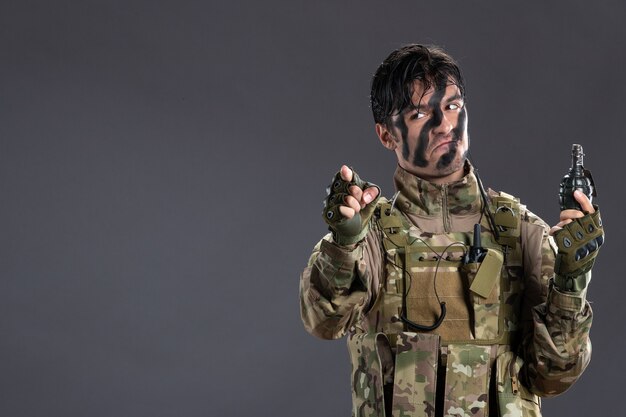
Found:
559,144 -> 596,211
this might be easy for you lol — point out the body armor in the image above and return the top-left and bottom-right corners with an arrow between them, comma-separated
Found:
347,193 -> 541,417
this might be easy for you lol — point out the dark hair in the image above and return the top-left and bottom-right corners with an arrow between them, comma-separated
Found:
370,44 -> 465,126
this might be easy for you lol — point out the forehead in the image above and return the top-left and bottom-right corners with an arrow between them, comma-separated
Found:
410,80 -> 462,105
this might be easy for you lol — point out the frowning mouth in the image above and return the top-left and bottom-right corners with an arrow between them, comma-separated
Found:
435,140 -> 453,148
432,139 -> 457,152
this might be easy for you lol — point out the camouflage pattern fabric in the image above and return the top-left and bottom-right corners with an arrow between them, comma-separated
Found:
348,333 -> 391,417
495,352 -> 541,417
393,163 -> 482,219
522,285 -> 593,396
300,237 -> 372,340
300,164 -> 595,416
519,210 -> 593,397
443,344 -> 491,417
376,200 -> 507,344
392,333 -> 440,417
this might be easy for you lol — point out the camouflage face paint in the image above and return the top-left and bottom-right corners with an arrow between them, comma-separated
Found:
436,106 -> 467,170
412,80 -> 447,168
451,105 -> 467,143
394,89 -> 430,165
394,114 -> 410,161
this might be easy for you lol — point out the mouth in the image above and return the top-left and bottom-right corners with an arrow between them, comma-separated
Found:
434,140 -> 453,149
431,138 -> 457,152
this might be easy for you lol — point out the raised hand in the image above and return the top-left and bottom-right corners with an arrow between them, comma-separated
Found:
323,165 -> 381,246
550,190 -> 604,291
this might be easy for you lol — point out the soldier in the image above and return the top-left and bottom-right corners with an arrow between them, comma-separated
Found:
299,44 -> 604,417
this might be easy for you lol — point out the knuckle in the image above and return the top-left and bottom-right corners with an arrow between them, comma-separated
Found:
345,196 -> 359,210
339,206 -> 354,219
349,185 -> 362,196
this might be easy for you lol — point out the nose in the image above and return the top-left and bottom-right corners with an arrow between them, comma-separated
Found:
433,112 -> 453,136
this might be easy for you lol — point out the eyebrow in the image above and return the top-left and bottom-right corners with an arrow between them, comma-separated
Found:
444,94 -> 463,103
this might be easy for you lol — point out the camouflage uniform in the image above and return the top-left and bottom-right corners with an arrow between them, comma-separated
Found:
300,164 -> 592,417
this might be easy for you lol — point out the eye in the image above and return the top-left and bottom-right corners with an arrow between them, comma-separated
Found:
409,111 -> 427,120
446,102 -> 463,111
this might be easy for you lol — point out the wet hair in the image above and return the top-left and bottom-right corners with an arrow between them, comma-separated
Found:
370,44 -> 465,126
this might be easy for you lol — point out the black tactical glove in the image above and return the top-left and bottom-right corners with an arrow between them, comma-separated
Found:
553,208 -> 604,292
322,168 -> 380,246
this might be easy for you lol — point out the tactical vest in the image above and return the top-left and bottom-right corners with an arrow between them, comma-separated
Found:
347,192 -> 542,417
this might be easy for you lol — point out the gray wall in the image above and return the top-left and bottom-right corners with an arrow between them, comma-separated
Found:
1,1 -> 624,416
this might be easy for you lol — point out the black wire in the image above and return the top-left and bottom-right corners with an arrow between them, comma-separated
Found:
429,241 -> 468,304
376,215 -> 468,331
466,154 -> 499,241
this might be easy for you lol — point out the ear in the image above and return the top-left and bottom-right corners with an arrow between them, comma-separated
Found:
376,123 -> 398,150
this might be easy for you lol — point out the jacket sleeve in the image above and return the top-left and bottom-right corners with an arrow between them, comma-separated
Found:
519,213 -> 593,397
299,226 -> 384,340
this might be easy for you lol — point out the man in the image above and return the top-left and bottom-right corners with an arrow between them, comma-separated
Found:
299,44 -> 603,417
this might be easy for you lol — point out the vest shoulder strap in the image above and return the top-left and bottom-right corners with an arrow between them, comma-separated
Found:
489,190 -> 524,249
376,199 -> 412,250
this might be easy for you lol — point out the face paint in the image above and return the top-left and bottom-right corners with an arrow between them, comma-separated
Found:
436,143 -> 458,169
412,80 -> 447,167
451,105 -> 467,143
436,106 -> 467,170
385,80 -> 468,184
394,115 -> 410,161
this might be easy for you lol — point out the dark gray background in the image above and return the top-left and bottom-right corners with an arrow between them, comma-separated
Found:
1,1 -> 624,416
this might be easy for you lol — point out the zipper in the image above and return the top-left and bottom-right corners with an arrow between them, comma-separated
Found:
442,184 -> 451,232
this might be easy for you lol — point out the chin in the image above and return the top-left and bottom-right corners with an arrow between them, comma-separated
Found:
436,152 -> 466,174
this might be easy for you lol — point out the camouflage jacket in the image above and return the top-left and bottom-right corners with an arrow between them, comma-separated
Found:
300,165 -> 593,417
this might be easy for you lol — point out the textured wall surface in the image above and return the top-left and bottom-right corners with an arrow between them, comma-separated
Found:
1,1 -> 624,416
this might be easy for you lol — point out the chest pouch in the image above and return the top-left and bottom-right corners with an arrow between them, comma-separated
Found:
443,343 -> 496,417
402,243 -> 471,342
347,332 -> 393,417
378,201 -> 512,344
347,331 -> 442,417
401,240 -> 505,344
460,247 -> 504,340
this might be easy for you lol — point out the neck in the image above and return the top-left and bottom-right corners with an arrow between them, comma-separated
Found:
398,161 -> 467,185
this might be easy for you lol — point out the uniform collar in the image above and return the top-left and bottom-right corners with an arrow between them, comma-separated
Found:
393,161 -> 483,217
